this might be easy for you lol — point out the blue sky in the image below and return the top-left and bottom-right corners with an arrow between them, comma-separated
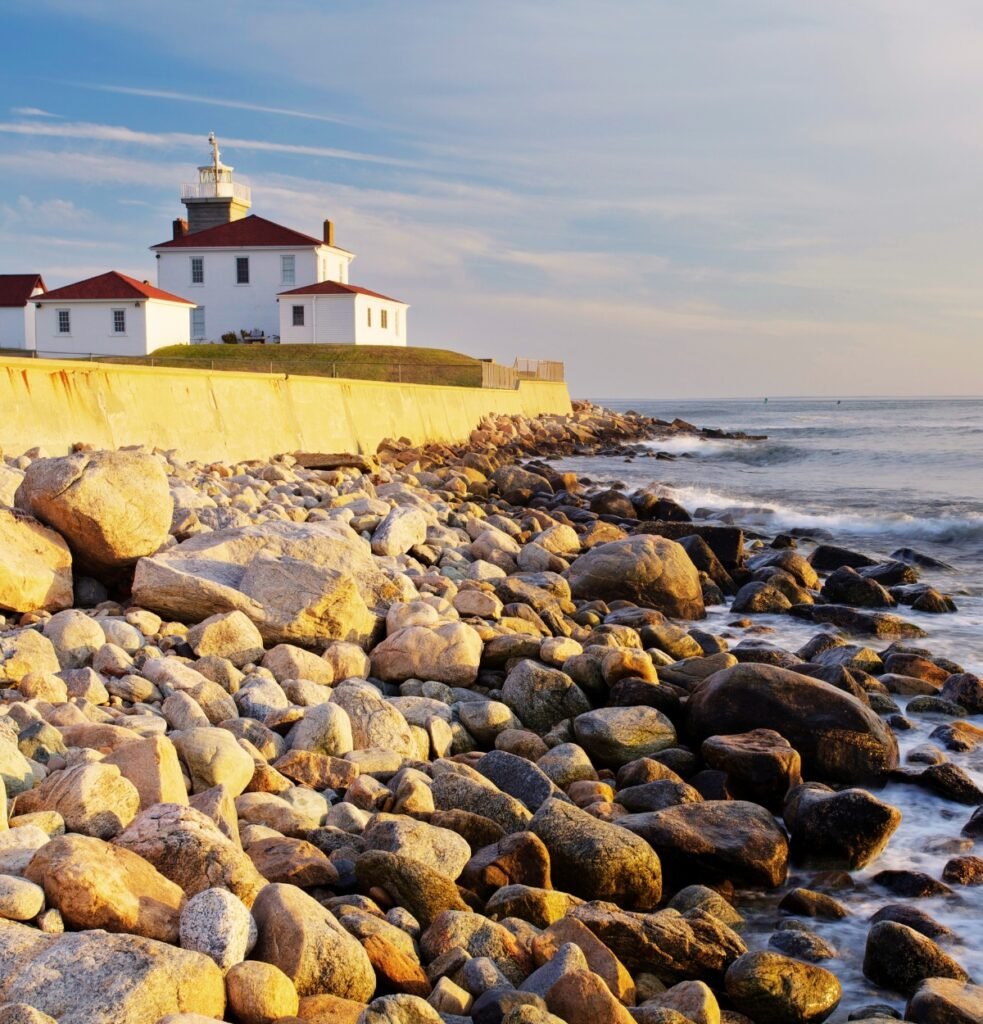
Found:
2,0 -> 982,397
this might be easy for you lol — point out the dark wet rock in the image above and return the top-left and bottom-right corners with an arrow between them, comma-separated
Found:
725,949 -> 841,1024
942,855 -> 983,885
529,798 -> 662,910
940,673 -> 983,714
355,850 -> 469,928
590,490 -> 637,519
783,784 -> 901,870
667,884 -> 744,928
909,697 -> 968,718
431,772 -> 533,835
789,603 -> 926,638
912,588 -> 958,614
731,582 -> 792,614
890,548 -> 954,570
809,545 -> 878,572
870,904 -> 954,941
859,561 -> 919,585
606,678 -> 683,719
863,921 -> 969,995
686,664 -> 899,784
633,495 -> 692,523
821,567 -> 895,608
871,870 -> 954,899
574,707 -> 677,767
928,721 -> 983,751
701,729 -> 802,811
914,762 -> 983,805
747,550 -> 820,590
615,780 -> 703,813
620,800 -> 788,889
768,925 -> 837,962
906,978 -> 983,1024
569,902 -> 746,983
848,1004 -> 901,1020
729,640 -> 800,668
961,805 -> 983,837
778,888 -> 848,920
677,535 -> 736,594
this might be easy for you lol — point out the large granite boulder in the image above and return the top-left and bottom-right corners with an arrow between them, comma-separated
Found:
564,536 -> 705,620
371,622 -> 483,686
686,663 -> 898,783
0,508 -> 73,613
131,520 -> 405,644
0,920 -> 225,1023
16,451 -> 172,573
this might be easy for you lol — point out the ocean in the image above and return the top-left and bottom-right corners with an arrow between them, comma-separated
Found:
558,396 -> 983,1017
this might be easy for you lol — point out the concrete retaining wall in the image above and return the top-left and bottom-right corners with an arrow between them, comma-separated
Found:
0,356 -> 573,463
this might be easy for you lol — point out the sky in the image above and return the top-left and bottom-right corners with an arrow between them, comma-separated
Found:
1,0 -> 982,398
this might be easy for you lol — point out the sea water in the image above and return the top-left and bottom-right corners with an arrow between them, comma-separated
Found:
557,396 -> 983,1017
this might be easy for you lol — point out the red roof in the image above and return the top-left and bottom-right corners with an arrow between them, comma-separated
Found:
37,271 -> 194,305
278,280 -> 406,304
0,274 -> 46,308
152,215 -> 327,250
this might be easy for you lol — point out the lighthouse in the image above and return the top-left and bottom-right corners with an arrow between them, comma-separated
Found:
178,132 -> 252,234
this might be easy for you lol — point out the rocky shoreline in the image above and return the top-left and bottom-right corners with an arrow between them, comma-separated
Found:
0,400 -> 979,1024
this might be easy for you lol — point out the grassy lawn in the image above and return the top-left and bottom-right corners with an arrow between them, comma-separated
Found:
119,344 -> 484,387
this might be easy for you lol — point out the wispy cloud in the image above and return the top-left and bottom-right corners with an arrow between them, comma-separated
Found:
0,120 -> 430,170
11,106 -> 61,118
76,84 -> 372,130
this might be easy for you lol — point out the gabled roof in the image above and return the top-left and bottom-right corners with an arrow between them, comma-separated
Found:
151,214 -> 332,251
0,274 -> 46,308
278,280 -> 407,305
37,271 -> 194,305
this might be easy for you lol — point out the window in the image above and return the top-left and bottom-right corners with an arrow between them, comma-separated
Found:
395,310 -> 401,337
380,309 -> 388,329
191,307 -> 206,339
236,257 -> 250,284
190,257 -> 204,284
281,255 -> 296,285
292,305 -> 305,327
367,307 -> 372,327
57,309 -> 71,334
112,309 -> 126,334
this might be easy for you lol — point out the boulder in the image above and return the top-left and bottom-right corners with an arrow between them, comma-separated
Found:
186,610 -> 265,668
701,730 -> 802,811
330,681 -> 417,756
371,507 -> 428,557
114,803 -> 267,906
0,875 -> 45,921
16,451 -> 172,573
250,882 -> 375,1000
226,960 -> 299,1024
783,784 -> 901,869
502,660 -> 591,733
25,834 -> 184,942
15,763 -> 140,839
0,921 -> 225,1023
686,664 -> 899,783
906,979 -> 983,1024
179,887 -> 256,970
131,520 -> 400,644
863,921 -> 969,995
0,630 -> 60,687
0,508 -> 73,613
568,903 -> 745,981
725,950 -> 840,1024
103,734 -> 188,809
171,727 -> 255,796
573,707 -> 677,767
620,801 -> 788,888
564,536 -> 705,620
371,622 -> 483,687
530,798 -> 662,910
362,815 -> 472,881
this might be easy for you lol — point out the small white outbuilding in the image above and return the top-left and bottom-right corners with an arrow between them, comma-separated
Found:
277,281 -> 409,346
34,271 -> 194,357
0,274 -> 47,351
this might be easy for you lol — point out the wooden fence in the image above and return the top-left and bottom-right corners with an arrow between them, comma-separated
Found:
481,358 -> 565,389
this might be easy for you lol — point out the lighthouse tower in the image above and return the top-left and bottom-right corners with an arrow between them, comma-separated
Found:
179,132 -> 252,234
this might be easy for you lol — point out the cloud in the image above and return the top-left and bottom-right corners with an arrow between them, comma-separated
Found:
11,107 -> 61,118
75,84 -> 375,131
0,120 -> 430,169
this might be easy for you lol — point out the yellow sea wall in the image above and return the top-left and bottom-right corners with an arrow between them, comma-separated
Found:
0,357 -> 573,462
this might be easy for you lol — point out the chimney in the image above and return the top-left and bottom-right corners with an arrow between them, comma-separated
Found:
323,219 -> 335,247
172,218 -> 189,240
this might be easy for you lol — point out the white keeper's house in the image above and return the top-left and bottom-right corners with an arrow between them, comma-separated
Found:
0,274 -> 47,351
34,271 -> 193,356
152,134 -> 408,346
